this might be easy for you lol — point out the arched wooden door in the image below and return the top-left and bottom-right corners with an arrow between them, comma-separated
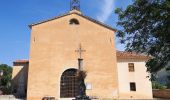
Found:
60,69 -> 79,98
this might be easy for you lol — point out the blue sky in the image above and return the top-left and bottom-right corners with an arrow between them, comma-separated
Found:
0,0 -> 132,66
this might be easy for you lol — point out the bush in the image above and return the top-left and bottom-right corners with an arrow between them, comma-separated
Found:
152,81 -> 167,89
166,80 -> 170,89
166,75 -> 170,89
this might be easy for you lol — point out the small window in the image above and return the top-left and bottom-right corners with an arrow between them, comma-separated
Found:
128,63 -> 135,72
69,18 -> 79,25
130,82 -> 136,91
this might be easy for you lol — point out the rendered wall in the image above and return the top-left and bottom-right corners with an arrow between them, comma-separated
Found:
27,11 -> 118,100
117,59 -> 153,99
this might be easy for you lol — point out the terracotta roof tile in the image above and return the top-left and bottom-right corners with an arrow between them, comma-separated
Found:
13,52 -> 150,64
116,51 -> 150,60
13,60 -> 29,63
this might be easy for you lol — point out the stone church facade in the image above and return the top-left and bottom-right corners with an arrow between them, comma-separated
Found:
12,9 -> 153,100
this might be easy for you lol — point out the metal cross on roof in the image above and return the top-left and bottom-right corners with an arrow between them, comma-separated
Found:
70,0 -> 80,11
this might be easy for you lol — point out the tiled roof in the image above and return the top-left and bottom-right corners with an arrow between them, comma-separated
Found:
13,60 -> 29,63
29,11 -> 117,32
13,51 -> 150,64
116,51 -> 150,60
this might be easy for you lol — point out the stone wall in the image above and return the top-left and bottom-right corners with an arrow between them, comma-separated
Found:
153,89 -> 170,99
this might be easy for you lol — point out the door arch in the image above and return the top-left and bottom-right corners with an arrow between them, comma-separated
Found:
60,69 -> 79,98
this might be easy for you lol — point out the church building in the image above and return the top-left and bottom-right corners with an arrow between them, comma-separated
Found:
11,1 -> 153,100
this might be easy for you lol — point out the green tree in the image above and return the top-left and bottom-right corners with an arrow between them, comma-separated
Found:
0,64 -> 12,94
115,0 -> 170,77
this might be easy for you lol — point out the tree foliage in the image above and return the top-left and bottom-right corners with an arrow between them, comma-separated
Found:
0,64 -> 12,94
115,0 -> 170,75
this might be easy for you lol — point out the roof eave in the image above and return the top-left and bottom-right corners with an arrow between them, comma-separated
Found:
28,12 -> 117,32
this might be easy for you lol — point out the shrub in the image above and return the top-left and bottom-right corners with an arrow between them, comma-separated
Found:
152,81 -> 167,89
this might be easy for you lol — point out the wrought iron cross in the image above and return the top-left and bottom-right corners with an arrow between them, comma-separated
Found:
75,44 -> 86,59
70,0 -> 80,11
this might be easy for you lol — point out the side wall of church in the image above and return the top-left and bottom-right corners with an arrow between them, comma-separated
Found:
117,59 -> 153,99
27,13 -> 118,100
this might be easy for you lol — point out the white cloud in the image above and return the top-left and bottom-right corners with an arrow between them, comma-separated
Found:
97,0 -> 115,22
